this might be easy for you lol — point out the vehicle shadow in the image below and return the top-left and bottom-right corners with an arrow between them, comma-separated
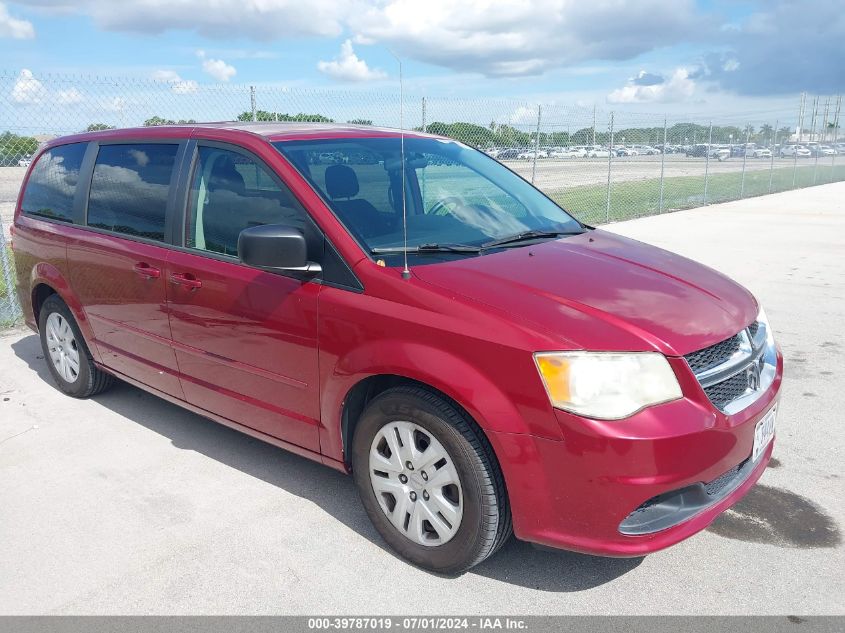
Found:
11,333 -> 642,592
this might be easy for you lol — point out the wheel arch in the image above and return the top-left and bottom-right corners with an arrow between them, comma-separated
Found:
339,374 -> 511,511
29,263 -> 100,363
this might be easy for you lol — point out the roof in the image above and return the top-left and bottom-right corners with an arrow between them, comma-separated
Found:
41,121 -> 440,149
192,121 -> 402,137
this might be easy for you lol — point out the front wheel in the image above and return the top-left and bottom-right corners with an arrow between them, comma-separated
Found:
352,386 -> 511,574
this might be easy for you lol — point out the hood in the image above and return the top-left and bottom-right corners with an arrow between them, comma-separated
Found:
413,230 -> 757,356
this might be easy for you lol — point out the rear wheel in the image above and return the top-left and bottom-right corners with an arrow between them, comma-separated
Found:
352,386 -> 511,574
38,294 -> 114,398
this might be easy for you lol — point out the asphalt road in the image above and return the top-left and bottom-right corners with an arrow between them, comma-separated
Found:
0,184 -> 843,615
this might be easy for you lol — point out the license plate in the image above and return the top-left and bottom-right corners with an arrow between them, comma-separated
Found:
752,405 -> 777,462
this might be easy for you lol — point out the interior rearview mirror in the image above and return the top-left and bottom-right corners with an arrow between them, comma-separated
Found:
237,224 -> 321,275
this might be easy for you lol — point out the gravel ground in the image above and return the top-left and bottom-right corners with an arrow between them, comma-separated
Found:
0,183 -> 843,615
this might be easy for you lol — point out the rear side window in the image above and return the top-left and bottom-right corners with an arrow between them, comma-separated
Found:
20,143 -> 87,223
87,143 -> 179,241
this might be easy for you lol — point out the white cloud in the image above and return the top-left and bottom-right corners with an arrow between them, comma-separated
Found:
0,2 -> 34,39
11,69 -> 45,104
509,105 -> 538,125
151,69 -> 199,93
606,68 -> 696,104
196,52 -> 237,82
722,58 -> 740,72
317,39 -> 386,82
30,0 -> 345,39
24,0 -> 705,78
104,97 -> 126,112
57,87 -> 84,104
347,0 -> 705,77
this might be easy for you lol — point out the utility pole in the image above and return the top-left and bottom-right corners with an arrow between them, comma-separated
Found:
250,86 -> 257,122
592,104 -> 597,145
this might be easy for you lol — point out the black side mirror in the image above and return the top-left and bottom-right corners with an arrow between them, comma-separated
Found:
237,224 -> 321,274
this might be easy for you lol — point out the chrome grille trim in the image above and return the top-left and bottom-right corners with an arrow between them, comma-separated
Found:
685,320 -> 776,415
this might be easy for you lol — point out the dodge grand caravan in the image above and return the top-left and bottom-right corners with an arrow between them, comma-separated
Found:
12,123 -> 782,573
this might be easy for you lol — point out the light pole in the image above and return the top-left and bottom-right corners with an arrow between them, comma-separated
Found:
729,133 -> 734,155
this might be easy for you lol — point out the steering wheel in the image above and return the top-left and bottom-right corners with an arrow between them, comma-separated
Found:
427,196 -> 465,217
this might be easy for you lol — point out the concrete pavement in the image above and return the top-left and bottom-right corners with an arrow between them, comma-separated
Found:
1,183 -> 843,614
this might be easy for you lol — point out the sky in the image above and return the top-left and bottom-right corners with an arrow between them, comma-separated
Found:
1,0 -> 844,129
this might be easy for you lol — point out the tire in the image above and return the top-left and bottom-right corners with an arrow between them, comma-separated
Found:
38,294 -> 114,398
352,386 -> 511,574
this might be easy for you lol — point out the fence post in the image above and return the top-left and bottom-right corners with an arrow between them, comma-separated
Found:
658,116 -> 667,212
831,95 -> 841,182
531,104 -> 541,184
250,85 -> 257,122
740,124 -> 750,198
605,112 -> 615,222
769,119 -> 778,193
592,104 -> 597,146
703,122 -> 713,205
421,97 -> 427,133
793,94 -> 806,189
814,97 -> 829,184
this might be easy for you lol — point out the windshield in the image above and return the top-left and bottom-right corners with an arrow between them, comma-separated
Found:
273,137 -> 582,263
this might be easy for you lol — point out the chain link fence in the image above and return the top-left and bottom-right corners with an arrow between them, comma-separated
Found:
1,69 -> 843,327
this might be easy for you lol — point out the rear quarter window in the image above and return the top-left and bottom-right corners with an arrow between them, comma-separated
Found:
87,143 -> 179,241
20,143 -> 88,223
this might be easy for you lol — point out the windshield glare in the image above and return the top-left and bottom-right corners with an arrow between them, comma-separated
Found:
273,137 -> 582,260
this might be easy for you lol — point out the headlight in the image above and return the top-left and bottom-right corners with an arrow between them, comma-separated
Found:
534,351 -> 683,420
756,305 -> 775,346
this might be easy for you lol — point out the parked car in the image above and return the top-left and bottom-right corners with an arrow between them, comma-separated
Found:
585,145 -> 610,158
833,143 -> 845,155
612,146 -> 634,156
809,144 -> 836,157
517,149 -> 547,160
780,145 -> 811,158
548,147 -> 585,159
709,146 -> 731,161
17,156 -> 32,167
747,147 -> 772,159
632,145 -> 660,155
494,148 -> 521,160
13,123 -> 782,574
686,144 -> 709,158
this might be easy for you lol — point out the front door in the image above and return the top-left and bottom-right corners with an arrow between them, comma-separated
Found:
166,144 -> 321,451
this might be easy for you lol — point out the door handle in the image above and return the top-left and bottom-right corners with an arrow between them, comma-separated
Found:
169,272 -> 203,290
133,262 -> 161,279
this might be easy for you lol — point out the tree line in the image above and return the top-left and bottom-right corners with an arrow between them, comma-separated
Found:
0,113 -> 833,167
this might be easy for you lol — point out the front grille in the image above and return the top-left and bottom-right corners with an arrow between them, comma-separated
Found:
703,371 -> 751,410
685,333 -> 742,374
684,318 -> 772,414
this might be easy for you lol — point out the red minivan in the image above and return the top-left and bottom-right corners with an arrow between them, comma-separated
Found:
12,123 -> 782,573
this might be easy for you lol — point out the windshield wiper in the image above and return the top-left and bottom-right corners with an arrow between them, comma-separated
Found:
371,243 -> 482,255
481,229 -> 585,250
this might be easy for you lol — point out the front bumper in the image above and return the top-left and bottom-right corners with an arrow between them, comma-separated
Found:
487,353 -> 782,557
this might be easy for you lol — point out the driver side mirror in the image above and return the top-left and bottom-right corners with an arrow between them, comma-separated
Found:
237,224 -> 321,275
